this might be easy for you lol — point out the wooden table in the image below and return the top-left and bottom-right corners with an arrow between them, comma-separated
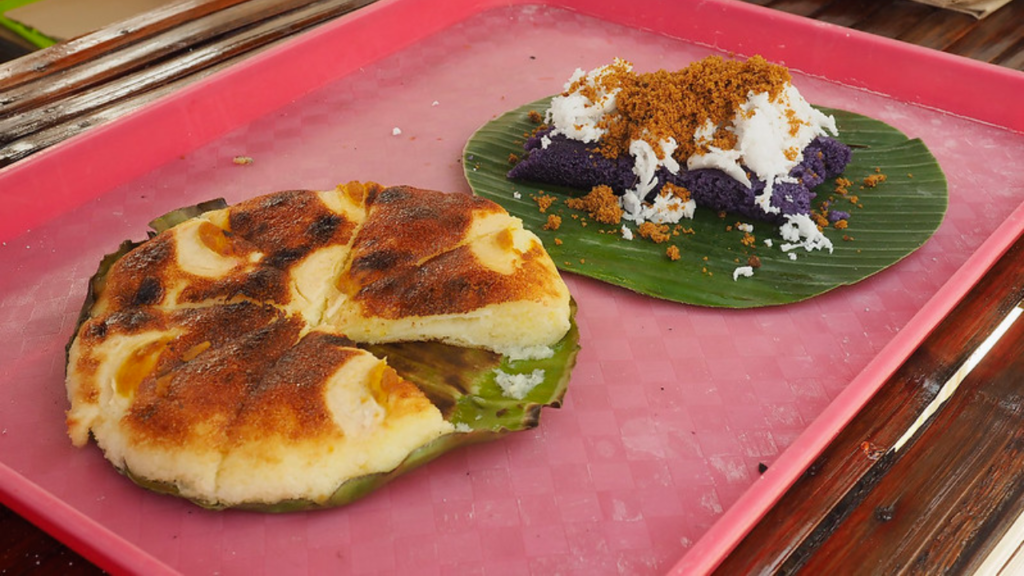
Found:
0,1 -> 1020,574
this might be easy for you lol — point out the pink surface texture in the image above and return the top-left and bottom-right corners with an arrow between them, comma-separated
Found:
0,0 -> 1022,574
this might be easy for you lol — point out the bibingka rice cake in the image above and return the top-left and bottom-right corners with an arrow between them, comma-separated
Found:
65,182 -> 576,510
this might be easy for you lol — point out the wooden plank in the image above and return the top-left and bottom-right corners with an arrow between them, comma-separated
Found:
0,0 -> 320,119
850,1 -> 941,40
994,39 -> 1024,70
0,0 -> 376,151
946,0 -> 1024,63
810,0 -> 888,28
764,0 -> 834,17
798,305 -> 1024,574
0,0 -> 249,88
0,503 -> 101,575
752,0 -> 1024,70
897,8 -> 977,51
714,232 -> 1024,574
0,47 -> 240,165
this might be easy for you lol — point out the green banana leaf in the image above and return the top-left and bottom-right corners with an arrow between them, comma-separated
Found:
73,199 -> 580,511
464,97 -> 948,308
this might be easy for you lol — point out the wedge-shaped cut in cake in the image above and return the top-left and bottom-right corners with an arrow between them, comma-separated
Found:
331,185 -> 571,356
66,302 -> 304,499
67,302 -> 451,506
65,182 -> 575,510
221,185 -> 369,324
217,331 -> 452,506
89,185 -> 369,325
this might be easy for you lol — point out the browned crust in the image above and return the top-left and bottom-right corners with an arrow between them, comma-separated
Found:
344,185 -> 505,288
227,331 -> 361,444
352,237 -> 557,318
228,189 -> 361,266
98,189 -> 365,311
343,185 -> 558,317
67,183 -> 564,470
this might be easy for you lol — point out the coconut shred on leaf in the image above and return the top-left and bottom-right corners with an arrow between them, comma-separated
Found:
508,55 -> 852,249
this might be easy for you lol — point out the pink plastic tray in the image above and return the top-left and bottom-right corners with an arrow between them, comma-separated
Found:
1,1 -> 1022,574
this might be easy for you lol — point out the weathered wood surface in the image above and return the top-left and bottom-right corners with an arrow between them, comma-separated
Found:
0,0 -> 376,166
757,0 -> 1024,70
715,232 -> 1024,574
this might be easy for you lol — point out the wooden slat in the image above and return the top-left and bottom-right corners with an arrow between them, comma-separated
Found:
809,0 -> 888,28
764,0 -> 833,17
752,0 -> 1024,69
0,0 -> 376,164
0,0 -> 317,118
714,233 -> 1024,573
799,307 -> 1024,574
0,0 -> 249,88
0,504 -> 102,575
897,8 -> 977,51
0,0 -> 377,140
946,0 -> 1024,63
850,0 -> 941,40
0,48 -> 244,165
995,39 -> 1024,69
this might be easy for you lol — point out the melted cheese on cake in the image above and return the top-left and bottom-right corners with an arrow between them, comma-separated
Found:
65,182 -> 569,508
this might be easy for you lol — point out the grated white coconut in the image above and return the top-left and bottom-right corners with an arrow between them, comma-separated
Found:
779,213 -> 834,254
687,84 -> 837,216
622,188 -> 696,225
627,137 -> 682,201
732,266 -> 755,281
502,345 -> 555,362
544,59 -> 630,146
494,369 -> 546,400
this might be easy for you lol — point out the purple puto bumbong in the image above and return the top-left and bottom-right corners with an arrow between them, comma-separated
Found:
507,128 -> 638,193
507,129 -> 852,224
680,136 -> 851,223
